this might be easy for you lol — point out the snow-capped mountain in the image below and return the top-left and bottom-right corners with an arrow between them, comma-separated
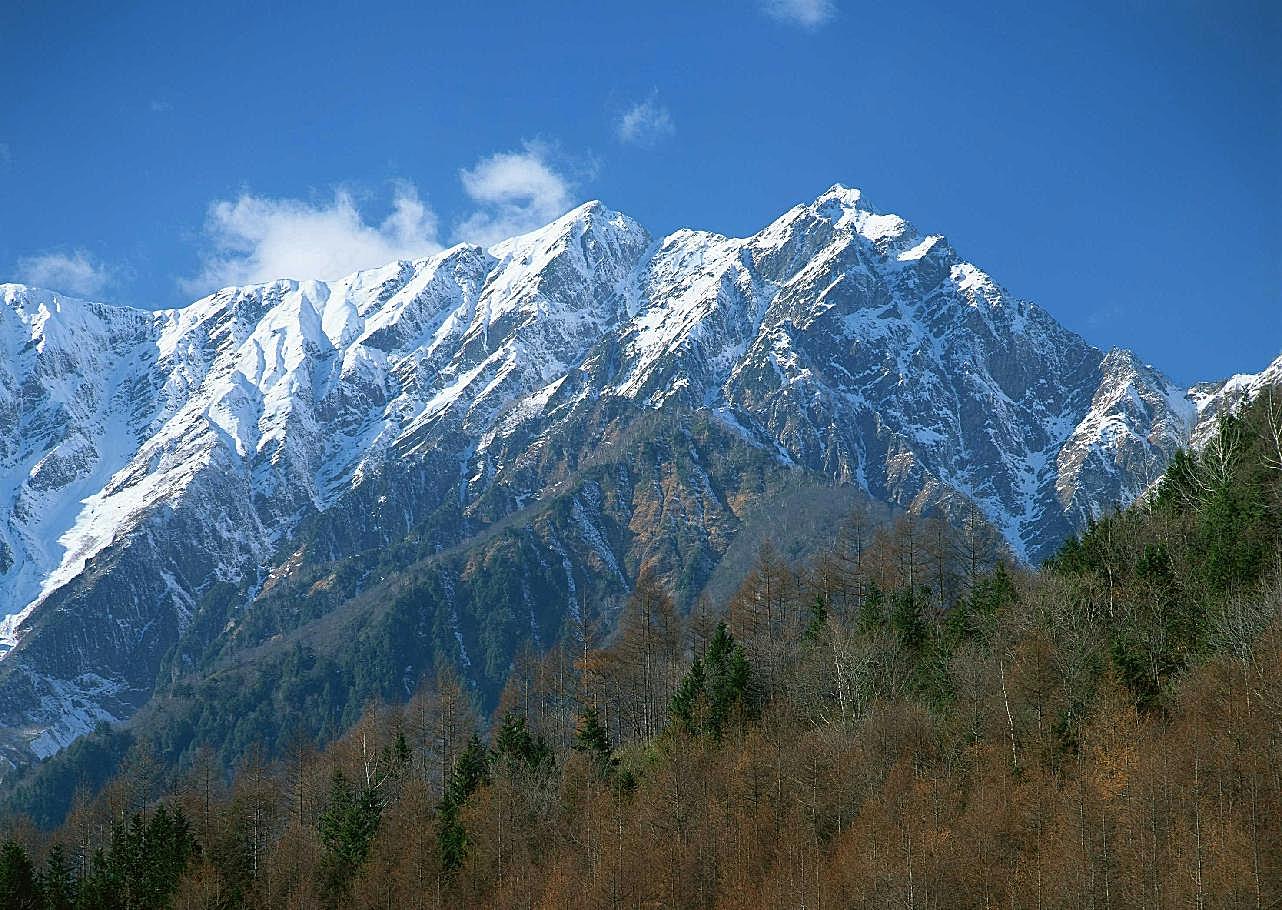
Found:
0,185 -> 1264,765
1188,352 -> 1282,447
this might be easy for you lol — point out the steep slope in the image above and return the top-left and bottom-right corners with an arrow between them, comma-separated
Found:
0,186 -> 1214,767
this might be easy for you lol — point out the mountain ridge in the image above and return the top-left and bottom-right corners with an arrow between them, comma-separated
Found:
0,184 -> 1276,767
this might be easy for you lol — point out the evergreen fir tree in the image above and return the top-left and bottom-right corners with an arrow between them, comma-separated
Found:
889,588 -> 927,649
390,728 -> 412,768
703,623 -> 750,739
492,712 -> 551,772
74,848 -> 121,910
446,734 -> 490,807
0,841 -> 37,910
670,623 -> 751,739
436,801 -> 468,874
318,768 -> 381,900
858,582 -> 886,632
437,732 -> 491,873
670,656 -> 706,735
38,843 -> 74,910
572,706 -> 618,780
803,594 -> 828,642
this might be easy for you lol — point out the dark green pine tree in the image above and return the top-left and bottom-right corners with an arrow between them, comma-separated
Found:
113,815 -> 145,906
1199,473 -> 1268,594
438,733 -> 491,873
436,801 -> 468,875
38,843 -> 75,910
971,562 -> 1017,615
446,734 -> 490,807
74,848 -> 121,910
572,706 -> 618,780
702,623 -> 750,739
858,581 -> 886,632
0,841 -> 38,910
889,588 -> 927,649
140,804 -> 197,909
492,712 -> 551,772
670,656 -> 707,735
318,769 -> 382,900
390,728 -> 412,769
948,562 -> 1018,643
72,806 -> 199,910
670,623 -> 751,740
803,594 -> 828,643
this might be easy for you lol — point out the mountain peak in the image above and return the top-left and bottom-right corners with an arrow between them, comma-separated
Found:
1,283 -> 104,312
800,183 -> 923,250
814,182 -> 867,208
807,183 -> 865,222
489,199 -> 646,258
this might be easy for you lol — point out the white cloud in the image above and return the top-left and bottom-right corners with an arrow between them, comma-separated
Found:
456,142 -> 574,247
149,99 -> 173,113
616,97 -> 675,147
762,0 -> 835,28
17,250 -> 114,296
184,182 -> 441,294
182,145 -> 581,293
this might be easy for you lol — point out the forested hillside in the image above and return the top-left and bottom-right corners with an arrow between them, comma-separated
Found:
2,388 -> 1280,909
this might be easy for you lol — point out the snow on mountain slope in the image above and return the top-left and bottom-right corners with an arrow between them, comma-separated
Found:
0,185 -> 1248,763
0,286 -> 166,640
1188,351 -> 1282,447
1056,348 -> 1196,524
0,202 -> 645,632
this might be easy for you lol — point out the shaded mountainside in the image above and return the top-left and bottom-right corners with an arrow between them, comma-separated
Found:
0,185 -> 1274,771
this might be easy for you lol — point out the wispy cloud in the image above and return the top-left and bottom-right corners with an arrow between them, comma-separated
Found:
616,96 -> 676,148
456,142 -> 574,247
761,0 -> 836,28
183,181 -> 441,294
17,250 -> 115,296
0,142 -> 11,167
149,99 -> 173,113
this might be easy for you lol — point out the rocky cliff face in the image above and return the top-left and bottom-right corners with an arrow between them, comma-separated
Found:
0,185 -> 1262,766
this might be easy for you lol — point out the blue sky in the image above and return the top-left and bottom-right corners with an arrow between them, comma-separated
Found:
1,0 -> 1277,384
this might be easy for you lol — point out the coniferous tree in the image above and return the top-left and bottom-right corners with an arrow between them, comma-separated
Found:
436,801 -> 468,875
670,623 -> 751,740
141,805 -> 197,908
390,727 -> 412,769
38,843 -> 74,910
858,581 -> 886,632
572,706 -> 617,780
318,769 -> 381,900
888,587 -> 927,649
446,734 -> 489,808
702,623 -> 750,738
803,594 -> 828,643
75,848 -> 120,910
437,733 -> 490,873
491,713 -> 551,773
669,656 -> 707,736
0,841 -> 37,910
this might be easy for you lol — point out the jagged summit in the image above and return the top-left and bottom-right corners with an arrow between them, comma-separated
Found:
0,187 -> 1259,765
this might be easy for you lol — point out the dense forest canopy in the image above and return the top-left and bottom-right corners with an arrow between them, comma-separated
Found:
2,387 -> 1280,909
